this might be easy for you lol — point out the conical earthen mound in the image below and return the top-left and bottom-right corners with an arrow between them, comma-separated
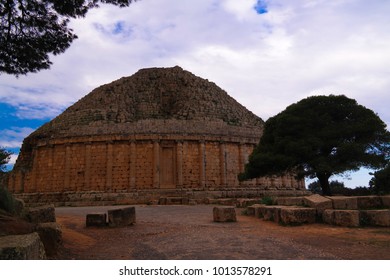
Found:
31,66 -> 263,139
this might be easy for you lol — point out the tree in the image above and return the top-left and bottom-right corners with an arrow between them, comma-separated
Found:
0,147 -> 12,171
239,95 -> 390,196
0,0 -> 135,76
369,165 -> 390,195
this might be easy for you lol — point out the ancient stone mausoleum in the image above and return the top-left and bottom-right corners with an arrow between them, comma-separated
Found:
8,66 -> 306,205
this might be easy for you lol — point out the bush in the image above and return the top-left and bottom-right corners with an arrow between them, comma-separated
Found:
261,196 -> 274,205
307,180 -> 374,196
0,186 -> 16,214
369,165 -> 390,195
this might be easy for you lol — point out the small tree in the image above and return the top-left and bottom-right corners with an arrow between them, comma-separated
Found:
369,165 -> 390,195
239,95 -> 390,196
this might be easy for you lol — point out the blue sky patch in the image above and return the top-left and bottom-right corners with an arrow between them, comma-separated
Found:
254,0 -> 268,14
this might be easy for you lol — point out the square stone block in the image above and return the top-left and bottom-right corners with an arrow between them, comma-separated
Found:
86,213 -> 107,227
333,210 -> 360,227
380,196 -> 390,208
329,196 -> 358,210
322,209 -> 335,225
280,207 -> 316,225
304,195 -> 333,215
28,204 -> 56,223
213,206 -> 237,222
275,197 -> 305,206
360,210 -> 390,227
356,196 -> 382,209
0,232 -> 46,260
260,206 -> 286,223
108,207 -> 136,227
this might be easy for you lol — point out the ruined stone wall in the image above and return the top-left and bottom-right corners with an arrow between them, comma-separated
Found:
8,133 -> 305,200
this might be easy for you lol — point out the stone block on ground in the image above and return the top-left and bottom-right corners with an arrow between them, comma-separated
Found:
0,232 -> 46,260
14,198 -> 26,215
86,213 -> 107,227
303,195 -> 333,215
360,210 -> 390,227
27,204 -> 56,223
108,207 -> 136,227
246,204 -> 263,216
237,198 -> 262,208
333,210 -> 360,227
213,206 -> 237,222
322,209 -> 335,225
36,222 -> 62,257
329,196 -> 358,210
356,196 -> 383,209
280,207 -> 316,225
260,206 -> 286,223
275,197 -> 305,206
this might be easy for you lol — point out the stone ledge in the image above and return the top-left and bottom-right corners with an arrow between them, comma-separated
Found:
280,207 -> 316,225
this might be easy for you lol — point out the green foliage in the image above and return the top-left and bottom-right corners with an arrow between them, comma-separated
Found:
0,148 -> 12,171
369,165 -> 390,195
239,95 -> 390,196
0,186 -> 15,214
308,180 -> 373,196
261,196 -> 274,205
1,0 -> 135,75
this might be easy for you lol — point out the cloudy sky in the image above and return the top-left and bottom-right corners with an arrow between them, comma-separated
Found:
1,0 -> 390,187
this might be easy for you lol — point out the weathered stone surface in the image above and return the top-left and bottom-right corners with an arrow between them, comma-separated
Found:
356,196 -> 383,209
275,197 -> 304,206
259,206 -> 286,223
329,196 -> 358,210
360,210 -> 390,227
246,204 -> 263,216
108,207 -> 136,227
237,198 -> 262,208
280,207 -> 316,225
322,209 -> 335,225
0,232 -> 46,260
304,195 -> 333,215
9,66 -> 306,206
380,196 -> 390,208
86,213 -> 107,227
213,206 -> 237,222
36,222 -> 62,257
13,198 -> 25,215
28,204 -> 56,223
333,210 -> 360,227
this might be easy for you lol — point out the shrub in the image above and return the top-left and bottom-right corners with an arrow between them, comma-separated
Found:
261,196 -> 274,205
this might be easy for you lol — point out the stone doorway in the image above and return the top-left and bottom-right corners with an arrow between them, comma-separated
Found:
160,145 -> 176,188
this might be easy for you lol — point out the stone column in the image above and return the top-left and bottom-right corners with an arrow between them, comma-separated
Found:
106,141 -> 113,191
129,141 -> 136,190
64,144 -> 71,191
219,142 -> 227,187
153,140 -> 160,188
176,141 -> 183,187
199,141 -> 206,188
84,143 -> 91,191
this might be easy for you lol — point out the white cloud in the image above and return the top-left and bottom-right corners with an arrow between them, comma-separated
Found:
0,127 -> 35,148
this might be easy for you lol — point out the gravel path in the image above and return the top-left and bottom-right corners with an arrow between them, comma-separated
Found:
55,205 -> 390,260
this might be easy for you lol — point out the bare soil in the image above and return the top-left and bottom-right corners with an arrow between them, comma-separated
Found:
54,205 -> 390,260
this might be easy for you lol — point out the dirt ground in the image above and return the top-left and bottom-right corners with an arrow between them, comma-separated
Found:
54,205 -> 390,260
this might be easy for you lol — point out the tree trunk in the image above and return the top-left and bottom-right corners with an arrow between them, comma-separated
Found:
317,173 -> 331,196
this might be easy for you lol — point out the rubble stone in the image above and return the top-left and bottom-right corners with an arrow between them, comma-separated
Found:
280,207 -> 316,225
27,204 -> 56,223
36,222 -> 62,257
213,206 -> 237,222
86,213 -> 107,227
0,232 -> 46,260
108,207 -> 136,227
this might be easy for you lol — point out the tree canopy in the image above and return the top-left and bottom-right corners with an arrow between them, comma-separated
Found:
369,165 -> 390,195
0,0 -> 135,76
239,95 -> 390,195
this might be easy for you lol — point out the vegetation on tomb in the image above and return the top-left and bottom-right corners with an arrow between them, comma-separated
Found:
239,95 -> 390,196
0,0 -> 135,75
